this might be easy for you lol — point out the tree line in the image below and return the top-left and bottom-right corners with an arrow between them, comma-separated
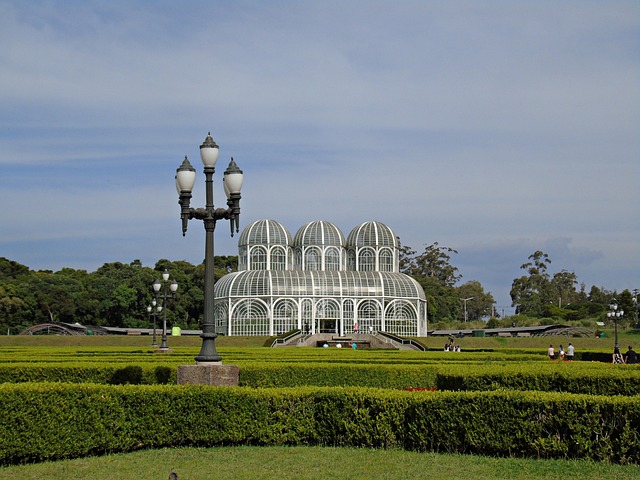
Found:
399,244 -> 638,328
509,250 -> 637,326
1,246 -> 637,334
0,257 -> 236,335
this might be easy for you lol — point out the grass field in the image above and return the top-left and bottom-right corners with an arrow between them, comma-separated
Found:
1,327 -> 638,351
1,445 -> 639,480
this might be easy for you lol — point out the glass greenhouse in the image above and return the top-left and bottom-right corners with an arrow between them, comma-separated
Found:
214,220 -> 427,337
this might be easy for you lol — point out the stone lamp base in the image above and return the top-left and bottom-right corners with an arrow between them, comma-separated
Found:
177,364 -> 239,386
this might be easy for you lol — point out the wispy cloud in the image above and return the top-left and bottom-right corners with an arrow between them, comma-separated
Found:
0,0 -> 638,309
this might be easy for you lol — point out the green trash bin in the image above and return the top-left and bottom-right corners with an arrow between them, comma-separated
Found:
472,330 -> 485,337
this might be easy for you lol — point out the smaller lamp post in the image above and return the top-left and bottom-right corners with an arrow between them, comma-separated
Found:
462,297 -> 474,323
607,303 -> 624,350
147,299 -> 162,347
153,270 -> 178,351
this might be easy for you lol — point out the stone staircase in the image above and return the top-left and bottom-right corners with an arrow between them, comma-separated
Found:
273,332 -> 421,350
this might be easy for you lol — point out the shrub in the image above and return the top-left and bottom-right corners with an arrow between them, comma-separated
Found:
1,384 -> 639,465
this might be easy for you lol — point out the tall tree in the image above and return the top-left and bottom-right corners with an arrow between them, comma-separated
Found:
550,269 -> 578,307
415,276 -> 460,323
400,242 -> 463,323
414,242 -> 461,287
455,280 -> 496,322
397,238 -> 417,275
510,250 -> 552,316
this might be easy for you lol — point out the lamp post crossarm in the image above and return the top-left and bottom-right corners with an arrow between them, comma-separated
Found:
187,207 -> 234,221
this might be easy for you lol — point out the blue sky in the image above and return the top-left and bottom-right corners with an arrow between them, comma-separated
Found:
1,0 -> 638,314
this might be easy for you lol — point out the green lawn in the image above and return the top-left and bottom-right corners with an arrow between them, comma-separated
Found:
2,328 -> 638,351
1,446 -> 637,480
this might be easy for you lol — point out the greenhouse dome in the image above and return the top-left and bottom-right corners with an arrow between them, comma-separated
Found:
238,219 -> 293,271
346,221 -> 399,273
213,219 -> 427,337
346,221 -> 398,248
293,221 -> 345,271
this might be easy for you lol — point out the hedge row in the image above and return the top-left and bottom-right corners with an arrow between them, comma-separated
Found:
1,362 -> 639,395
238,363 -> 439,389
0,364 -> 176,385
1,383 -> 639,466
240,362 -> 640,396
434,365 -> 640,396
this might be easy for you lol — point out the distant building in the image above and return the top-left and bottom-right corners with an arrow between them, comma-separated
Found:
214,220 -> 427,336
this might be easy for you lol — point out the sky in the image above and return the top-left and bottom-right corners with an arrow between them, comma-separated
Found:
1,0 -> 638,314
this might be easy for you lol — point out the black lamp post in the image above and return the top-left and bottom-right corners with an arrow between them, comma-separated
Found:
146,299 -> 162,347
153,269 -> 178,351
607,302 -> 624,350
175,132 -> 243,363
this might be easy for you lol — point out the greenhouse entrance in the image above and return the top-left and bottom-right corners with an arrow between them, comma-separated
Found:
318,318 -> 338,334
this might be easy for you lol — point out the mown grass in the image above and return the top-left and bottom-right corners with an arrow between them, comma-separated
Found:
1,445 -> 638,480
2,328 -> 638,351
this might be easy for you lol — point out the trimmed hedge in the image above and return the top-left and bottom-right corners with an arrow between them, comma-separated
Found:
433,363 -> 640,396
238,363 -> 438,389
1,383 -> 639,465
2,362 -> 639,396
0,364 -> 175,385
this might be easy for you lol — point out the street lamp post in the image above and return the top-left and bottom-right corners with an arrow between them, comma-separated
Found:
607,303 -> 624,350
153,269 -> 178,351
462,297 -> 474,323
146,299 -> 162,347
633,288 -> 639,329
175,132 -> 243,364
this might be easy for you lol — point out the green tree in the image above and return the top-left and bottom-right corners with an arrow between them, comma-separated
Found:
588,285 -> 610,304
0,283 -> 30,334
0,257 -> 30,279
455,280 -> 496,322
397,239 -> 417,275
616,289 -> 635,329
399,242 -> 463,323
89,261 -> 157,328
550,270 -> 578,308
510,250 -> 552,316
416,276 -> 460,323
414,242 -> 461,287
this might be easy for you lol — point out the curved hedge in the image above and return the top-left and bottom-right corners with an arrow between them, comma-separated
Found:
1,383 -> 638,466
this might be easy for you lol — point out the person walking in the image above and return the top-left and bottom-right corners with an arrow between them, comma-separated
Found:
566,343 -> 575,361
548,344 -> 555,360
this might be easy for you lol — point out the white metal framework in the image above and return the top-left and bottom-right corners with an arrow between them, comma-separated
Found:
214,220 -> 427,336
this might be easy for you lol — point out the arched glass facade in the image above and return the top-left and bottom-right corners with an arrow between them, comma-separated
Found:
214,220 -> 427,337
